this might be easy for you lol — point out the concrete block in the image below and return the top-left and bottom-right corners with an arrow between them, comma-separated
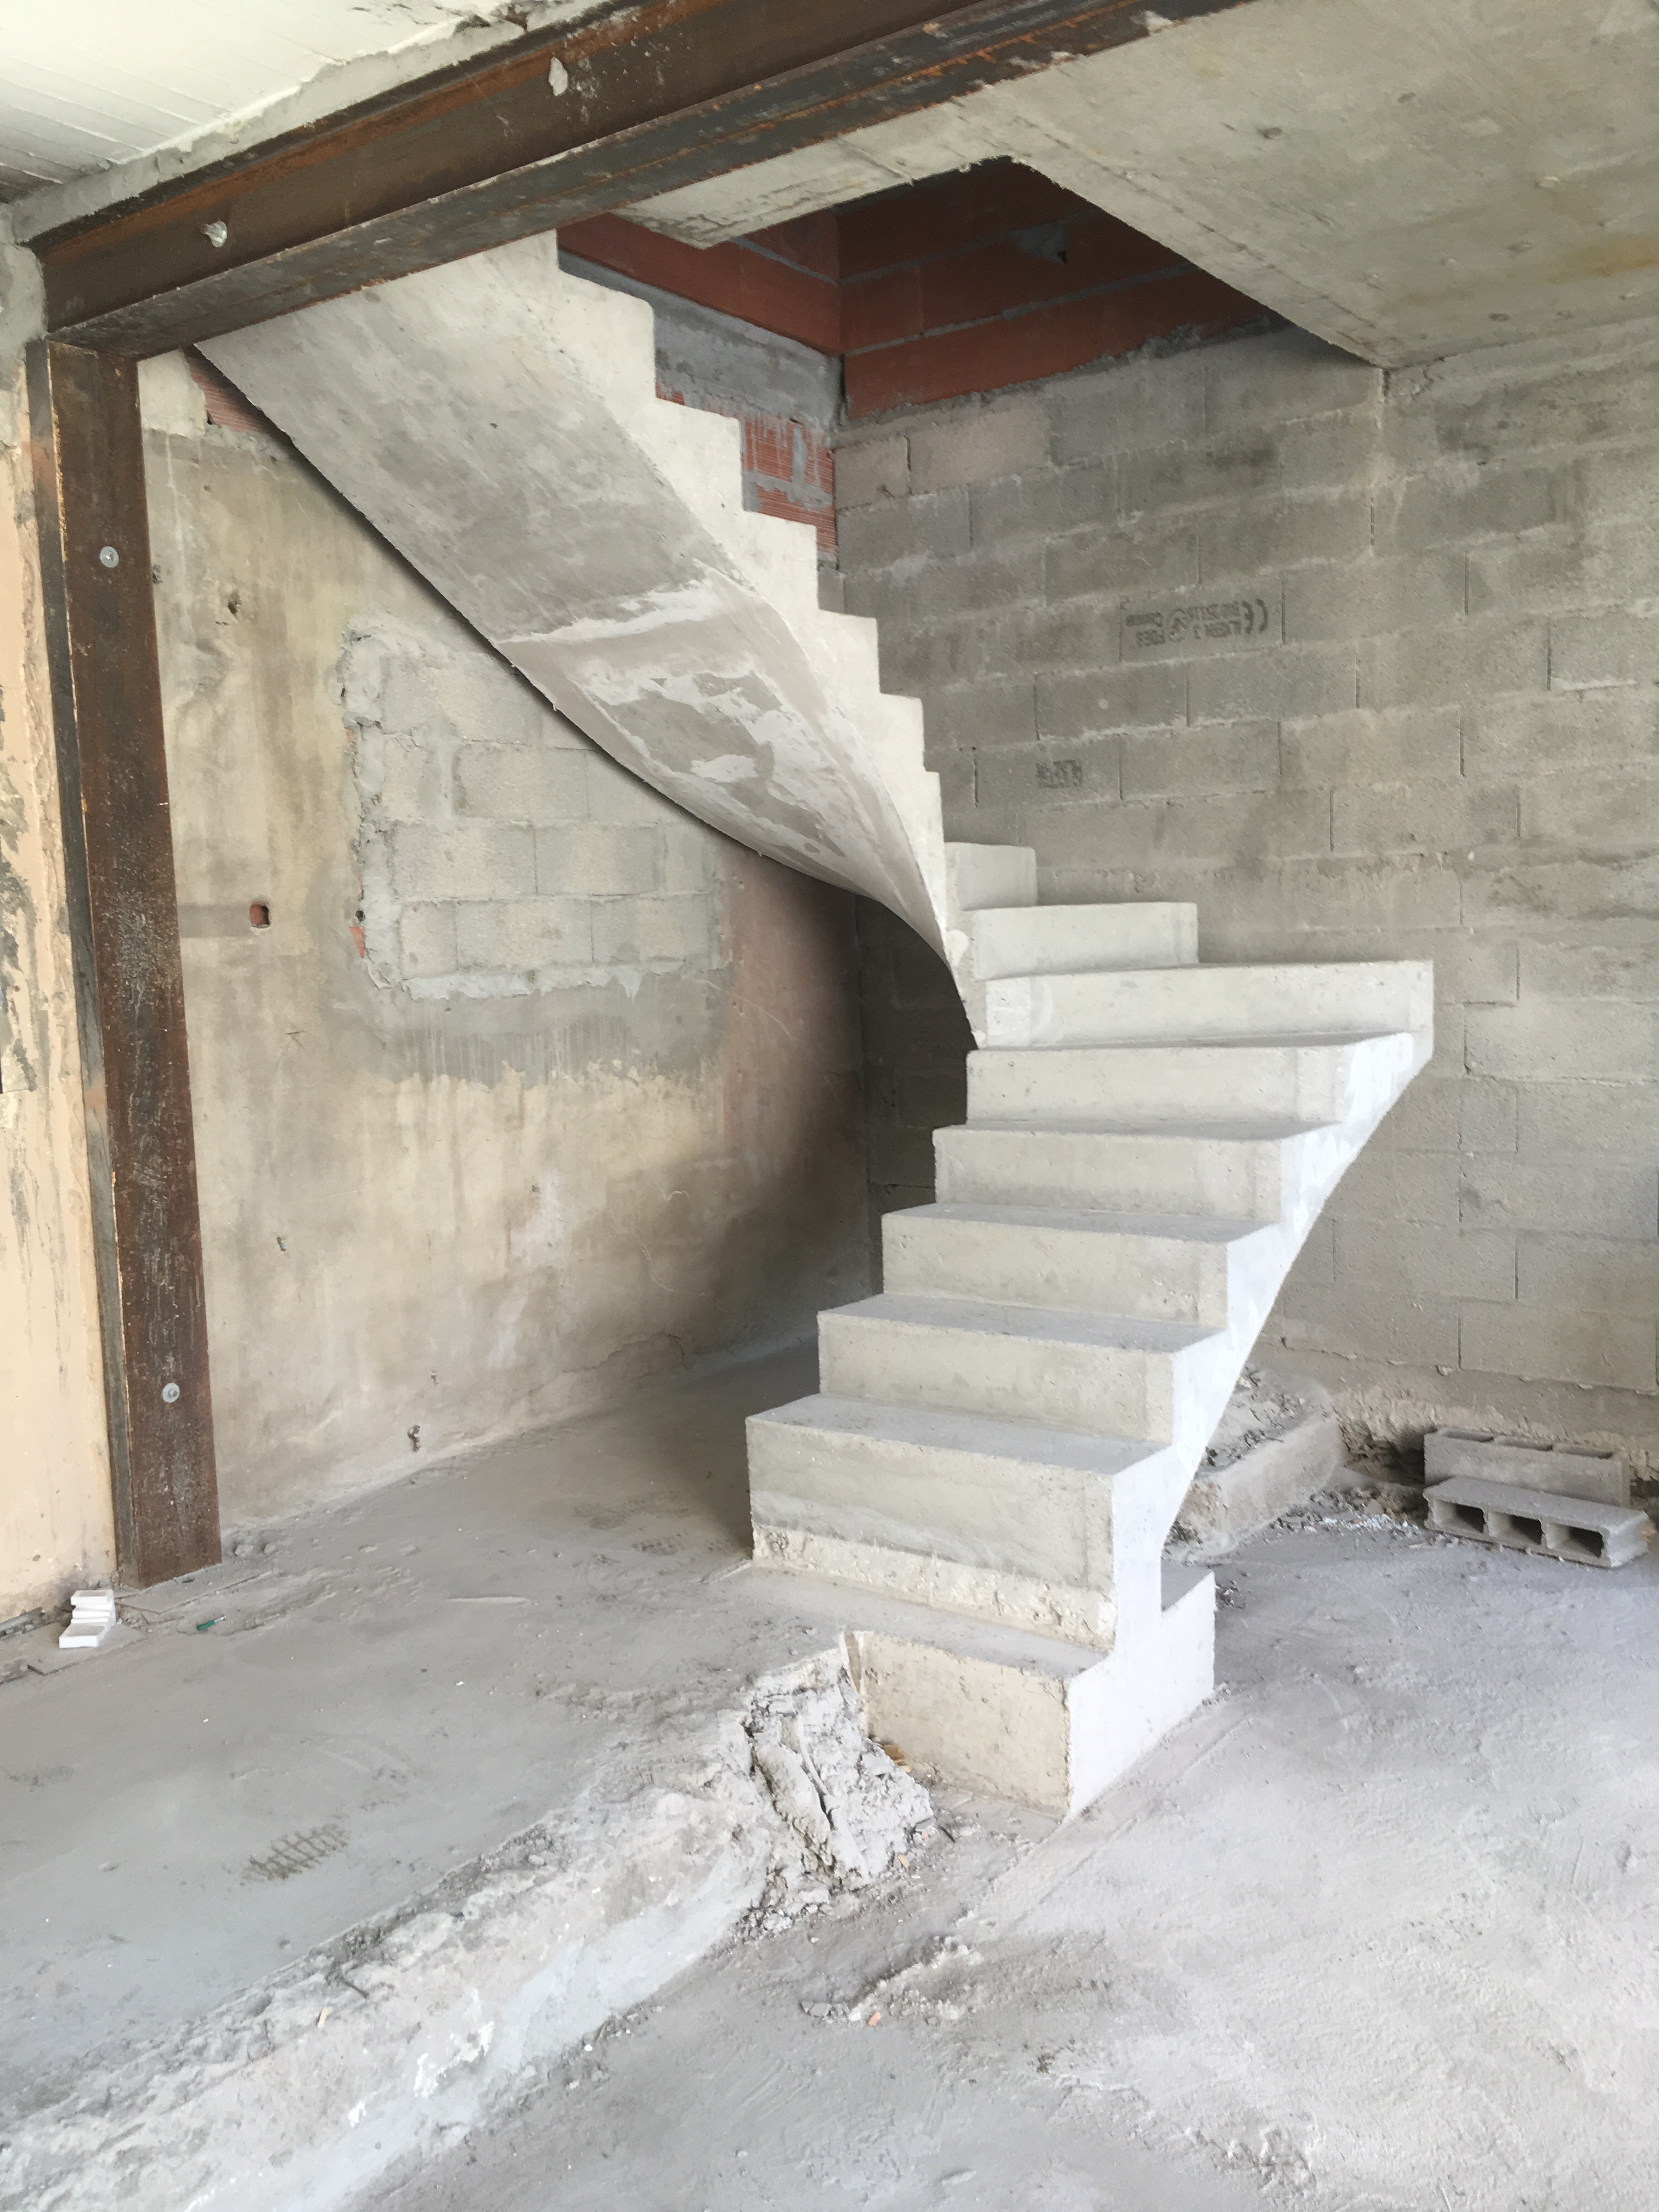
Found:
1277,856 -> 1463,933
1332,780 -> 1518,857
1520,763 -> 1659,849
1036,663 -> 1187,737
1466,1001 -> 1659,1084
1459,1301 -> 1658,1394
1334,1218 -> 1515,1301
971,464 -> 1115,546
1519,936 -> 1659,1001
1050,352 -> 1206,460
398,901 -> 458,980
1281,1217 -> 1335,1288
1462,690 -> 1659,779
835,433 -> 909,509
1199,491 -> 1372,577
876,544 -> 1045,625
1460,1156 -> 1658,1240
1425,361 -> 1659,465
879,622 -> 983,691
378,736 -> 449,822
1046,518 -> 1199,601
1327,1143 -> 1463,1226
995,599 -> 1121,673
926,678 -> 1037,751
1284,551 -> 1466,644
1460,852 -> 1659,928
974,740 -> 1120,812
1203,331 -> 1380,428
1460,1077 -> 1519,1154
1519,1079 -> 1659,1158
1034,788 -> 1335,874
391,822 -> 535,901
1121,579 -> 1282,661
1425,1426 -> 1630,1508
1276,1284 -> 1460,1368
454,743 -> 589,823
1121,721 -> 1278,798
838,487 -> 969,571
585,758 -> 679,826
1425,1474 -> 1649,1567
535,824 -> 660,897
1516,1234 -> 1659,1325
1187,644 -> 1356,724
1173,1372 -> 1346,1556
659,825 -> 714,896
1374,465 -> 1564,553
1121,435 -> 1282,515
1358,619 -> 1548,712
909,404 -> 1048,493
591,896 -> 712,967
455,898 -> 591,971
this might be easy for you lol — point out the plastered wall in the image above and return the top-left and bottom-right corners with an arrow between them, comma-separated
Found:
0,379 -> 118,1617
837,319 -> 1659,1481
138,364 -> 870,1527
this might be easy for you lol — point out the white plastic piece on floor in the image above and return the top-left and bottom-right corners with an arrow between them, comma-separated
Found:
1425,1476 -> 1651,1569
60,1589 -> 118,1647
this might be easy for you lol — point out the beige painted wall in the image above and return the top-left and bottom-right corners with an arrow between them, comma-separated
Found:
0,376 -> 118,1616
140,368 -> 869,1527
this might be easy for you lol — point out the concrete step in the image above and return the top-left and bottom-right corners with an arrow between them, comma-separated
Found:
748,1392 -> 1155,1592
934,1119 -> 1319,1218
818,1291 -> 1215,1441
882,1202 -> 1268,1325
945,842 -> 1036,913
968,1035 -> 1404,1127
983,960 -> 1433,1048
967,902 -> 1198,981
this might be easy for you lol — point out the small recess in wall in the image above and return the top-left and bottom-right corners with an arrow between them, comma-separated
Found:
249,901 -> 272,929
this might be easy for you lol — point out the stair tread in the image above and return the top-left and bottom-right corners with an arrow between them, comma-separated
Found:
891,1201 -> 1268,1243
751,1393 -> 1158,1477
976,1028 -> 1410,1056
827,1292 -> 1217,1355
973,900 -> 1195,923
943,1116 -> 1331,1142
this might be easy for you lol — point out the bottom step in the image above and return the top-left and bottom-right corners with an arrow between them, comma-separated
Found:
842,1568 -> 1215,1818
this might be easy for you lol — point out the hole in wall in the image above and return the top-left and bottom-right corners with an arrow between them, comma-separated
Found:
249,901 -> 272,929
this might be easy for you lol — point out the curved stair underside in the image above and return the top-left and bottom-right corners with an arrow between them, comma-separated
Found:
206,244 -> 1432,1813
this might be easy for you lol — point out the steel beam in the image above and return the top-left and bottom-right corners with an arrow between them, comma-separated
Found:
26,341 -> 221,1587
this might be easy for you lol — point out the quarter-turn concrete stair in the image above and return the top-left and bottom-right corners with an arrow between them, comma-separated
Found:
202,239 -> 1434,1818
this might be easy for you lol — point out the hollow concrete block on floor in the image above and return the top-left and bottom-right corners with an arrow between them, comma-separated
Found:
1425,1475 -> 1651,1569
1424,1427 -> 1630,1508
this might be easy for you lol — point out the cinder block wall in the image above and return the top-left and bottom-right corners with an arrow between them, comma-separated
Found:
836,320 -> 1659,1480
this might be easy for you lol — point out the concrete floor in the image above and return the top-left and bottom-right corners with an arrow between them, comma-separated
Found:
4,1350 -> 1657,2210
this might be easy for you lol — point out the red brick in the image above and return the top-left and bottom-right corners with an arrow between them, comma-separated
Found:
561,214 -> 838,353
837,160 -> 1085,278
742,414 -> 798,483
845,270 -> 1265,416
843,264 -> 924,351
749,208 -> 840,279
918,221 -> 1185,331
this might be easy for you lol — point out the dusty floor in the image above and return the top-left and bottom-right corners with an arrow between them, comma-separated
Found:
4,1351 -> 1657,2210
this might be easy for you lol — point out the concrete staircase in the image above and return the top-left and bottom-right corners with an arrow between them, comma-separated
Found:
752,849 -> 1432,1810
202,242 -> 1432,1816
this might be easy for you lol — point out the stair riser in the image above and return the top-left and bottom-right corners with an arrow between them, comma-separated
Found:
748,1420 -> 1097,1588
883,1215 -> 1232,1325
935,1126 -> 1285,1220
819,1313 -> 1179,1441
968,1045 -> 1356,1126
983,962 -> 1432,1049
969,904 -> 1197,981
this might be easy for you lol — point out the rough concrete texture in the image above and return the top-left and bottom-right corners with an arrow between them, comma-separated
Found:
379,1471 -> 1659,2212
834,317 -> 1659,1480
0,1351 -> 946,2212
0,363 -> 119,1617
1425,1424 -> 1630,1507
1173,1365 -> 1345,1555
135,375 -> 870,1527
629,0 -> 1659,367
201,239 -> 951,949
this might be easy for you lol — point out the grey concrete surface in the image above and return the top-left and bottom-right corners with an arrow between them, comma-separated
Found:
372,1477 -> 1659,2212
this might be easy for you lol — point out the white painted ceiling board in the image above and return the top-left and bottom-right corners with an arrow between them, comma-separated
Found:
0,0 -> 508,198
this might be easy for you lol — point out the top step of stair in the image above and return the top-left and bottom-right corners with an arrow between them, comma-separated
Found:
945,843 -> 1036,914
967,902 -> 1198,980
983,960 -> 1434,1049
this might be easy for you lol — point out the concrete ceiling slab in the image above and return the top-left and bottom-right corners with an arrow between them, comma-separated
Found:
629,0 -> 1659,366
